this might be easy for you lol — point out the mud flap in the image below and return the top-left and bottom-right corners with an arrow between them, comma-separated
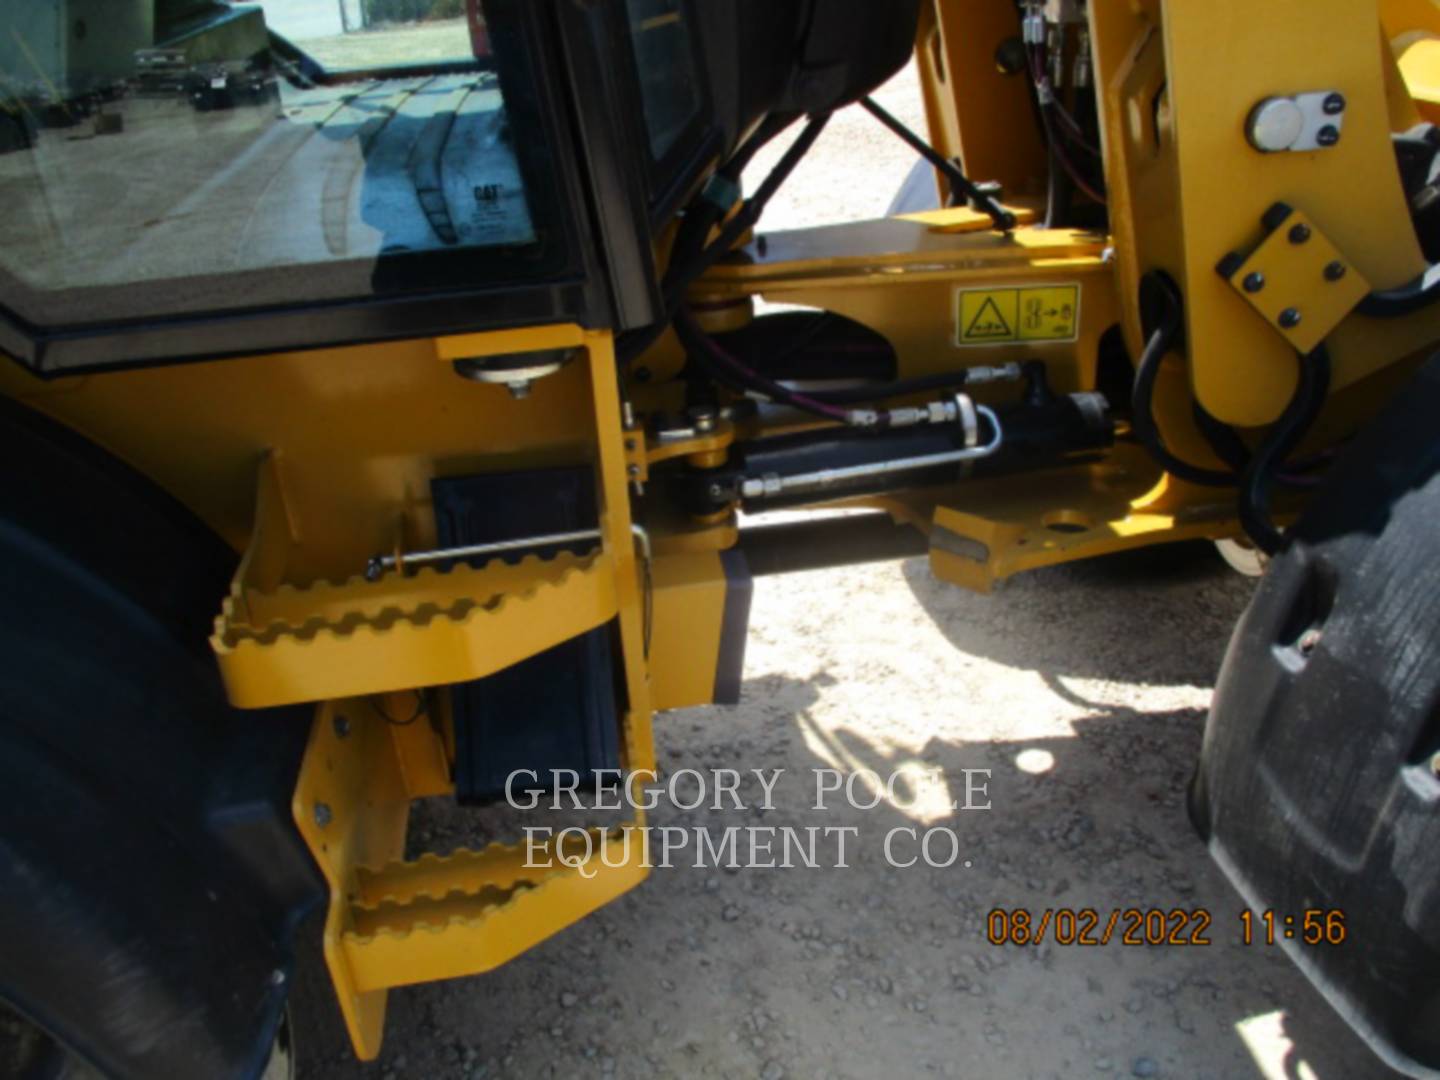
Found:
1192,356 -> 1440,1079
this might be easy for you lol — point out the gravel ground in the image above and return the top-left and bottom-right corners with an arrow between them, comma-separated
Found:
300,64 -> 1402,1080
311,545 -> 1397,1080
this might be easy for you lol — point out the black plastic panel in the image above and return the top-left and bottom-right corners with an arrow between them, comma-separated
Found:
432,466 -> 621,805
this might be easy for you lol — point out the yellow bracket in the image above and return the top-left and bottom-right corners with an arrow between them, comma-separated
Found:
294,700 -> 650,1060
1217,205 -> 1372,355
214,509 -> 618,709
927,448 -> 1242,593
248,328 -> 659,1060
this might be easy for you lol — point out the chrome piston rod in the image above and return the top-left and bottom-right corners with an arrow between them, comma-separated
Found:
364,524 -> 652,581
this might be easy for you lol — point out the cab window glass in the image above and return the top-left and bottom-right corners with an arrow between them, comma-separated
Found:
0,0 -> 543,328
623,0 -> 701,164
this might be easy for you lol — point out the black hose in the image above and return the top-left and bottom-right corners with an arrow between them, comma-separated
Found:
1356,263 -> 1440,318
619,114 -> 800,366
1192,402 -> 1251,473
1193,396 -> 1325,490
662,112 -> 796,296
858,96 -> 1016,231
674,309 -> 851,424
1044,139 -> 1075,229
1130,279 -> 1237,487
1239,345 -> 1333,555
661,113 -> 832,313
806,370 -> 973,405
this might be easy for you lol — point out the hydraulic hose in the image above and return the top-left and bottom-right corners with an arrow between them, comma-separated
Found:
1130,278 -> 1237,487
620,113 -> 802,366
661,113 -> 832,313
675,309 -> 851,424
858,97 -> 1016,231
1131,272 -> 1333,550
1356,263 -> 1440,318
1239,345 -> 1333,555
807,370 -> 976,405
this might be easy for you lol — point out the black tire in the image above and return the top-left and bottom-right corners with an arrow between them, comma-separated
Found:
1192,355 -> 1440,1078
0,398 -> 320,1079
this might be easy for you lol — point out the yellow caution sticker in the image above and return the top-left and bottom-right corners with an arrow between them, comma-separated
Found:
956,284 -> 1080,346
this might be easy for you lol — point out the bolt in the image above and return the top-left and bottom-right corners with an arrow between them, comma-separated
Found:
270,969 -> 287,987
506,380 -> 532,400
689,405 -> 718,433
994,36 -> 1028,77
1288,223 -> 1312,245
708,483 -> 725,500
1243,272 -> 1266,293
1324,261 -> 1347,282
1279,308 -> 1303,329
313,802 -> 333,828
1323,92 -> 1347,116
1298,629 -> 1322,655
1317,125 -> 1341,148
333,714 -> 350,739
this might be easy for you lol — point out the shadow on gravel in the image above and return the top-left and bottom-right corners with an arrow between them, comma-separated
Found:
296,541 -> 1396,1080
304,676 -> 1397,1080
901,541 -> 1256,689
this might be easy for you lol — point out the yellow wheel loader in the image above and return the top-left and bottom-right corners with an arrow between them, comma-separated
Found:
0,0 -> 1438,1076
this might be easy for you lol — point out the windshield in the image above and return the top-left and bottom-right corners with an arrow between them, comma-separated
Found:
258,0 -> 482,72
0,0 -> 546,332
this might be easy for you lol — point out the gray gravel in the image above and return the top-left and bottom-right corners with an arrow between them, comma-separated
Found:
306,546 -> 1398,1080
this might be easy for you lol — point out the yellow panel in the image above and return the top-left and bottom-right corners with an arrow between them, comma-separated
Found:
649,551 -> 730,712
0,331 -> 598,581
342,827 -> 648,992
698,218 -> 1116,398
214,550 -> 616,709
293,701 -> 411,1061
928,447 -> 1244,594
1220,209 -> 1373,354
1163,0 -> 1427,424
922,0 -> 1049,200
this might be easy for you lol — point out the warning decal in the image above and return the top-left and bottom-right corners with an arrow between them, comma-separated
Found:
956,284 -> 1080,346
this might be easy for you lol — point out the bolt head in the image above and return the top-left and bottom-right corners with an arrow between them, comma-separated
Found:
1279,308 -> 1303,329
1243,272 -> 1266,293
1288,223 -> 1312,245
688,405 -> 718,433
1323,92 -> 1347,116
332,714 -> 350,739
1316,125 -> 1341,148
1324,261 -> 1347,282
313,802 -> 333,828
